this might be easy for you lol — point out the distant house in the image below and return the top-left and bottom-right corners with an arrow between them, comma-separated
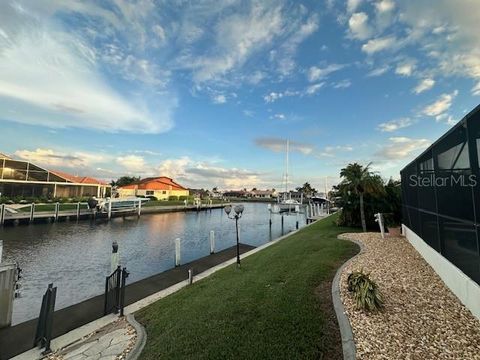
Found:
250,189 -> 277,198
223,190 -> 248,198
117,177 -> 189,200
0,152 -> 110,198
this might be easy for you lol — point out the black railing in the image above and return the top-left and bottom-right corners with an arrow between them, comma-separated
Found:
34,283 -> 57,354
104,266 -> 129,316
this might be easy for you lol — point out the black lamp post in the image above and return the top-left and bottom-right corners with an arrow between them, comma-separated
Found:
224,204 -> 244,267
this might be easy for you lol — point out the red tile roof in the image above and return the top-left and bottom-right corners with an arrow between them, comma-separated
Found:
118,177 -> 187,191
51,170 -> 109,185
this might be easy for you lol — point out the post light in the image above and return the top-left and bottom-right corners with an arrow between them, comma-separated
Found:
224,204 -> 244,267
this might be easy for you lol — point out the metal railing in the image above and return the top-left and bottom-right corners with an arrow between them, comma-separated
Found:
104,266 -> 129,316
33,283 -> 57,354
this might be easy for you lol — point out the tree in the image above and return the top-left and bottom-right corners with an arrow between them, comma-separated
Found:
111,176 -> 140,187
339,163 -> 385,232
295,182 -> 317,197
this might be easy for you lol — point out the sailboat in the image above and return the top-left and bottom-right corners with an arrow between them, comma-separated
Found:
272,139 -> 302,214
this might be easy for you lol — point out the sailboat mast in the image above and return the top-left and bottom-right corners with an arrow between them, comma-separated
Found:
285,139 -> 289,195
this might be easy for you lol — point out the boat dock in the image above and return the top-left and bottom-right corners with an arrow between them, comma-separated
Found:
0,202 -> 227,227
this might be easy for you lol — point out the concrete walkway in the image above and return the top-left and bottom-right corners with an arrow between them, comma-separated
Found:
0,244 -> 254,360
47,318 -> 135,360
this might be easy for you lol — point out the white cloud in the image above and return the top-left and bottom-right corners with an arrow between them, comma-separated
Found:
333,79 -> 352,88
271,113 -> 286,120
255,138 -> 314,155
422,90 -> 458,117
377,118 -> 413,132
413,78 -> 435,94
395,61 -> 416,77
361,36 -> 396,54
347,0 -> 363,13
375,0 -> 395,13
116,155 -> 149,173
305,83 -> 325,95
367,65 -> 390,77
308,63 -> 345,82
377,137 -> 431,159
263,90 -> 300,103
212,94 -> 227,104
473,82 -> 480,96
348,12 -> 372,40
0,2 -> 176,134
15,148 -> 108,169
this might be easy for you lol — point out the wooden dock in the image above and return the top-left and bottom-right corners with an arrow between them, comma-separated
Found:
0,203 -> 226,227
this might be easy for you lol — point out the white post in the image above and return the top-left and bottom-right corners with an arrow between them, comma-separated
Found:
107,198 -> 112,220
138,199 -> 142,217
0,204 -> 4,225
55,202 -> 59,221
175,238 -> 181,266
210,230 -> 215,254
316,203 -> 320,216
0,240 -> 3,264
30,203 -> 35,222
310,203 -> 314,217
375,213 -> 385,239
77,202 -> 81,219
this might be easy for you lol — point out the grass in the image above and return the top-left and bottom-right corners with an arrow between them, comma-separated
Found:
136,213 -> 359,359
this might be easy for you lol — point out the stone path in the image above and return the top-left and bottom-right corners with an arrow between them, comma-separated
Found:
47,318 -> 136,360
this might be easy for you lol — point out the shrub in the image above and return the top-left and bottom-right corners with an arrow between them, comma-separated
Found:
168,195 -> 178,201
178,196 -> 188,201
347,270 -> 383,311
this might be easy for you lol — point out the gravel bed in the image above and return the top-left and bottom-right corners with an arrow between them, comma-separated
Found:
339,232 -> 480,360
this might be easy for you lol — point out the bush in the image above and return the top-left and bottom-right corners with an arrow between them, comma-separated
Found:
168,195 -> 178,201
178,196 -> 188,201
347,270 -> 383,311
146,196 -> 158,201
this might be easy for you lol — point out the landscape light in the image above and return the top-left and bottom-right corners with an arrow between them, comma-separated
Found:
224,204 -> 232,215
234,204 -> 244,215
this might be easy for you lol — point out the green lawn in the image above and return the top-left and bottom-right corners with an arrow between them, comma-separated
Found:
136,214 -> 359,359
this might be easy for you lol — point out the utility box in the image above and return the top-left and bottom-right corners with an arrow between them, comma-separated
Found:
0,262 -> 16,328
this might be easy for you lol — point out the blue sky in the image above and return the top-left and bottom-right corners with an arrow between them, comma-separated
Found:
1,0 -> 479,190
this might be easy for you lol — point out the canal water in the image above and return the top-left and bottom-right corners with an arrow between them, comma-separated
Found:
1,203 -> 306,324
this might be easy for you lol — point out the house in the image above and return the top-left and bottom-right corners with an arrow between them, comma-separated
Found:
250,189 -> 277,198
401,104 -> 480,319
0,152 -> 110,198
117,177 -> 189,200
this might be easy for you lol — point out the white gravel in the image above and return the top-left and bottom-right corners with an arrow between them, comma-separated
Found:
339,232 -> 480,360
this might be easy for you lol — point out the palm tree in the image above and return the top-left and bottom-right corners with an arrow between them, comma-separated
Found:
340,163 -> 384,232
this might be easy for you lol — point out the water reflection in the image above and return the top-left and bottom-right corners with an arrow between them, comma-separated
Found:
1,203 -> 305,324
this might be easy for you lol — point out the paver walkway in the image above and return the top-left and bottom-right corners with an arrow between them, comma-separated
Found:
48,318 -> 135,360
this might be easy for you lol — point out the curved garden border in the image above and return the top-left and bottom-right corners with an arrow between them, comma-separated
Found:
331,234 -> 364,360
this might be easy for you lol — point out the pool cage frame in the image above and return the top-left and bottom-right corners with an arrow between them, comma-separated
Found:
400,104 -> 480,285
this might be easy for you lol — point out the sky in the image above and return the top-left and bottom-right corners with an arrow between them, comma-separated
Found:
0,0 -> 479,191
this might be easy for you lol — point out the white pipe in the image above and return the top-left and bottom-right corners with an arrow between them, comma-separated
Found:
175,238 -> 181,266
210,230 -> 215,254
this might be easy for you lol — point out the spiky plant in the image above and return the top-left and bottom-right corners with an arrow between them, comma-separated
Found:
347,270 -> 383,311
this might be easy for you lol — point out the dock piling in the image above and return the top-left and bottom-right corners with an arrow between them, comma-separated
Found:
30,203 -> 35,222
76,202 -> 81,220
175,238 -> 181,266
107,198 -> 112,220
54,203 -> 59,221
0,204 -> 4,225
209,230 -> 215,254
138,199 -> 142,217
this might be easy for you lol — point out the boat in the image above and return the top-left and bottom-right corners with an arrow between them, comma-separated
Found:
88,197 -> 150,214
270,139 -> 303,215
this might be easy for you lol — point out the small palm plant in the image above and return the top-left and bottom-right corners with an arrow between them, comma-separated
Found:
347,270 -> 383,311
